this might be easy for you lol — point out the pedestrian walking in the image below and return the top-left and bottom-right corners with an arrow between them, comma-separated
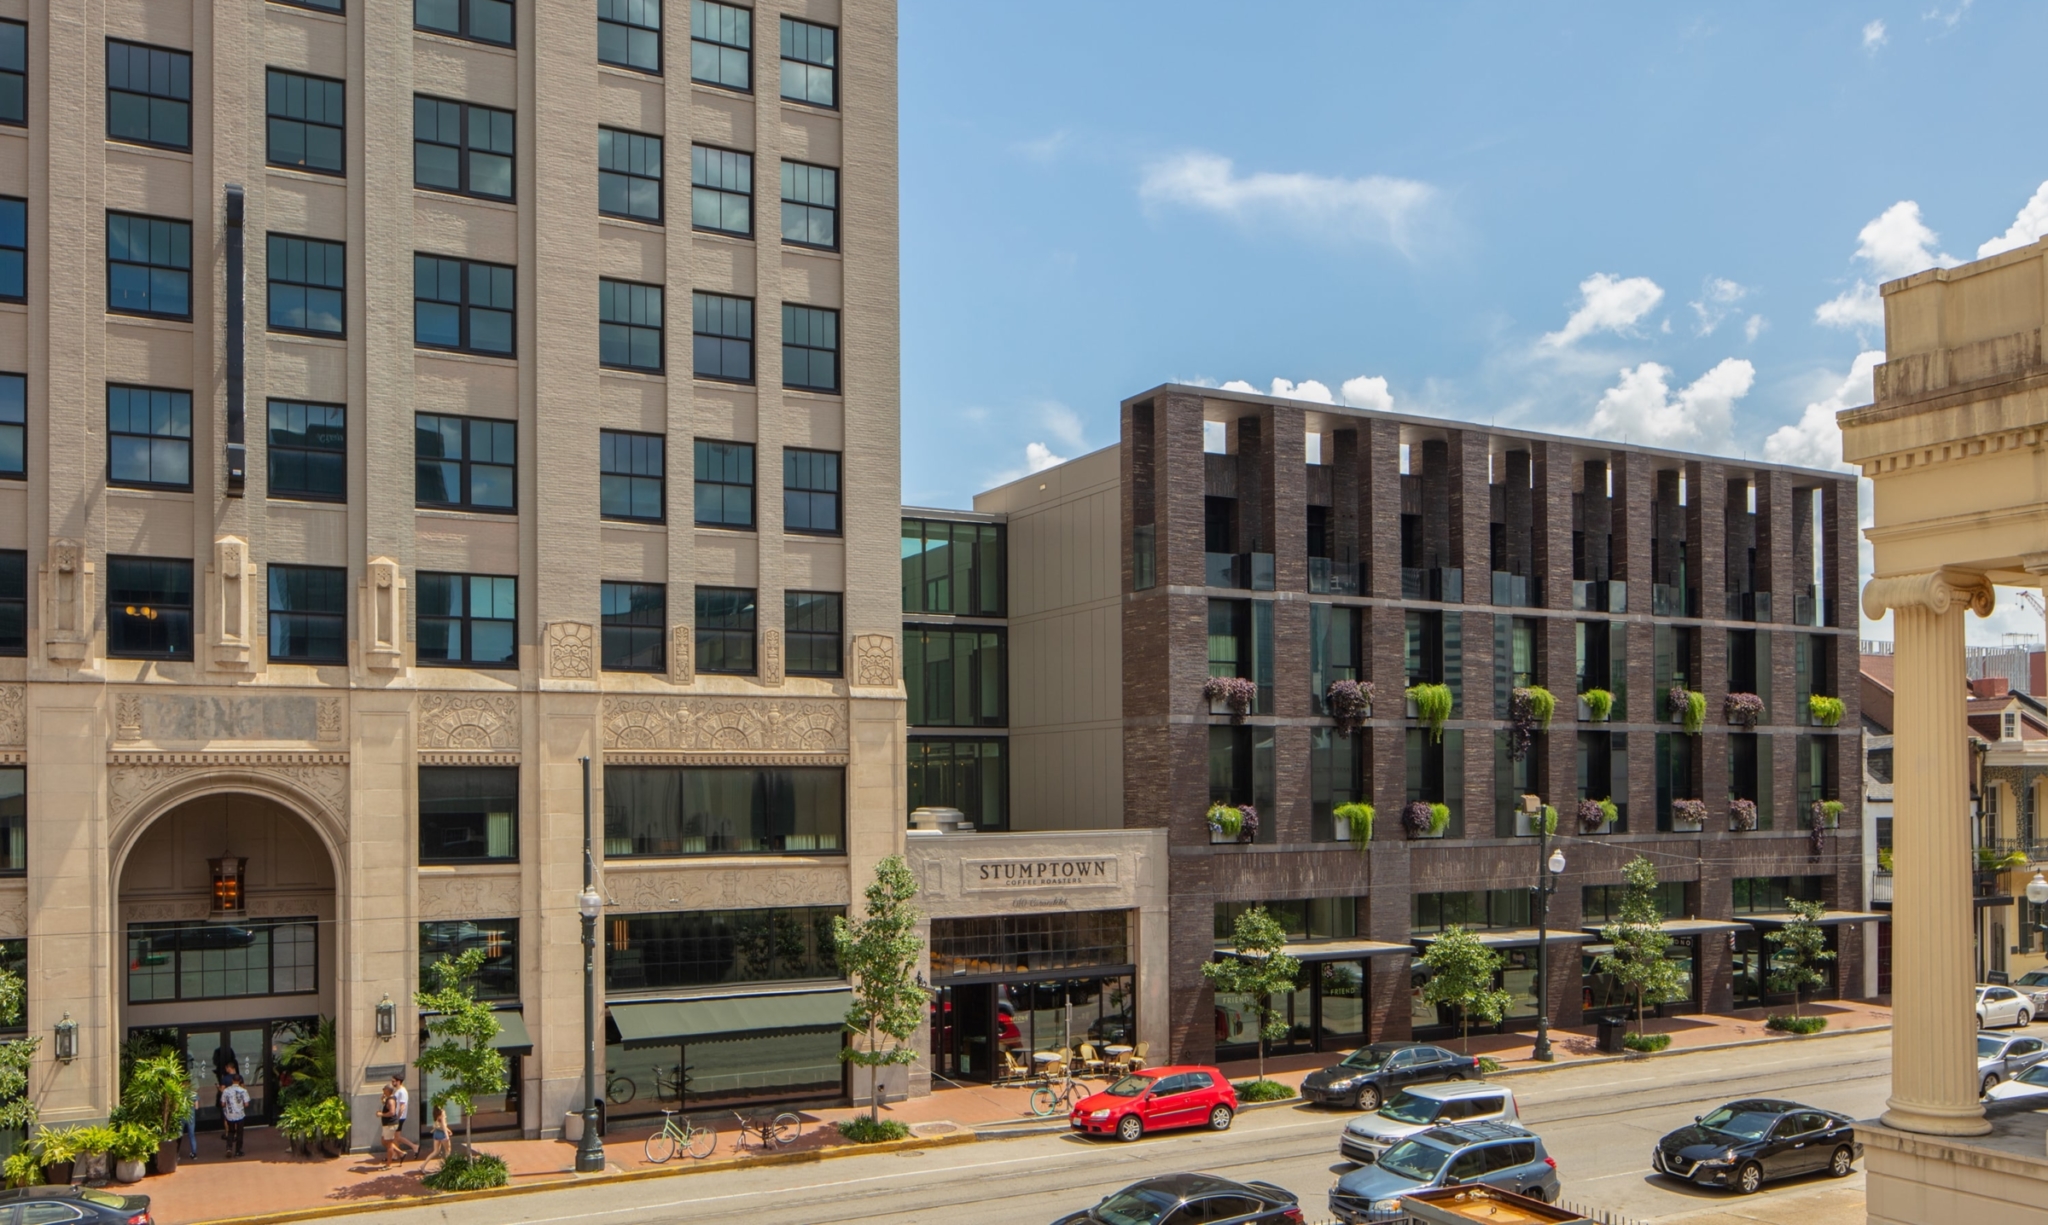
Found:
423,1103 -> 452,1169
378,1086 -> 401,1166
388,1073 -> 418,1160
219,1073 -> 250,1158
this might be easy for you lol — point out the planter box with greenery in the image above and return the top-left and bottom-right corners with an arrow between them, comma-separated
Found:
1514,804 -> 1558,839
1767,1015 -> 1828,1035
1333,802 -> 1374,847
1204,676 -> 1257,723
1724,692 -> 1763,727
1325,679 -> 1373,735
1579,688 -> 1614,722
1669,686 -> 1706,733
837,1117 -> 911,1144
1232,1079 -> 1294,1103
1576,797 -> 1617,834
1809,694 -> 1845,727
1728,798 -> 1758,831
1670,798 -> 1707,832
1406,683 -> 1452,742
1403,801 -> 1450,840
1207,803 -> 1257,845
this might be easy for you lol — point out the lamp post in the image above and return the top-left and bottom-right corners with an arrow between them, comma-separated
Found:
2028,873 -> 2048,945
1527,794 -> 1567,1063
576,756 -> 606,1174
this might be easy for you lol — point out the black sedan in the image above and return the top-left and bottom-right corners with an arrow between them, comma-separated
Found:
1300,1042 -> 1483,1111
1052,1173 -> 1303,1224
1653,1099 -> 1860,1195
0,1186 -> 152,1224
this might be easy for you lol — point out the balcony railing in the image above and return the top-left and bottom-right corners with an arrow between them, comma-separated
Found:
1652,584 -> 1699,618
1724,591 -> 1772,622
1401,566 -> 1462,603
1572,579 -> 1627,613
1308,556 -> 1363,595
1491,571 -> 1534,608
1791,585 -> 1831,628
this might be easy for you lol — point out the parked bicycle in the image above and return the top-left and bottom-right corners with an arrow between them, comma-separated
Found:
606,1069 -> 636,1105
1031,1074 -> 1084,1118
643,1109 -> 717,1162
732,1109 -> 802,1151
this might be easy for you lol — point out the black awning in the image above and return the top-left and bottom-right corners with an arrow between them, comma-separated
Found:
609,989 -> 851,1050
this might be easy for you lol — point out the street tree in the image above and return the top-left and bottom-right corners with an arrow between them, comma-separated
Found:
833,855 -> 932,1125
1765,899 -> 1835,1017
415,947 -> 508,1153
1595,855 -> 1689,1033
1419,925 -> 1513,1053
1201,907 -> 1301,1087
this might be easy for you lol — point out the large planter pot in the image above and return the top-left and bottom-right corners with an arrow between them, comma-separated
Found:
1332,816 -> 1353,842
45,1161 -> 74,1187
1208,827 -> 1249,845
113,1160 -> 145,1185
1405,695 -> 1420,718
152,1140 -> 178,1175
320,1133 -> 348,1158
79,1154 -> 109,1184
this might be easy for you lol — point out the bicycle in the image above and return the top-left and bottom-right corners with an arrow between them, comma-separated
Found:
732,1109 -> 802,1151
606,1069 -> 636,1105
1030,1074 -> 1084,1117
644,1108 -> 717,1162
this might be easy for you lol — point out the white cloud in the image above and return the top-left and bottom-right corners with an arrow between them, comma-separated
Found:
1815,282 -> 1883,329
1340,375 -> 1395,411
1024,442 -> 1066,473
1744,314 -> 1767,343
1586,358 -> 1755,450
1762,350 -> 1883,470
1219,380 -> 1258,394
1862,18 -> 1887,48
1038,402 -> 1087,452
1137,152 -> 1438,251
1014,130 -> 1070,163
1542,273 -> 1665,347
1267,377 -> 1336,404
1815,201 -> 1956,330
1213,375 -> 1396,412
1978,181 -> 2048,258
1923,0 -> 1972,29
1689,277 -> 1748,336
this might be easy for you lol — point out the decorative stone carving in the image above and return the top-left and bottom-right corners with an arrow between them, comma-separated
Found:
604,867 -> 850,911
211,535 -> 255,669
0,686 -> 23,748
762,630 -> 784,686
418,874 -> 523,920
122,900 -> 210,923
1862,569 -> 1996,621
417,694 -> 520,751
115,693 -> 143,741
362,558 -> 406,671
545,622 -> 595,679
43,539 -> 91,667
852,634 -> 897,687
667,626 -> 693,685
247,894 -> 330,918
116,693 -> 322,742
106,755 -> 351,827
601,697 -> 847,753
317,699 -> 343,743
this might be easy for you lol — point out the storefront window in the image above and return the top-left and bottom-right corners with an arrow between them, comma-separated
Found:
604,1029 -> 843,1116
1214,898 -> 1359,942
1581,882 -> 1686,925
127,918 -> 317,1002
907,738 -> 1007,829
1732,876 -> 1825,913
418,919 -> 518,1002
930,911 -> 1130,979
1584,934 -> 1699,1014
604,906 -> 842,993
1411,890 -> 1530,933
603,765 -> 844,856
1318,962 -> 1366,1043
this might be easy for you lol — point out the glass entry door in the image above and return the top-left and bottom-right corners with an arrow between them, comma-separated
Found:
184,1026 -> 267,1128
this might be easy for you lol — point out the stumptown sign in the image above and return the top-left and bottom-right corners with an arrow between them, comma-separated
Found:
963,857 -> 1119,893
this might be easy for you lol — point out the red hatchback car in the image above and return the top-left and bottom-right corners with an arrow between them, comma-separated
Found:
1070,1066 -> 1238,1142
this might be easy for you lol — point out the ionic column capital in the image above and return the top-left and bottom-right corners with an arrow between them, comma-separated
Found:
1862,569 -> 1994,620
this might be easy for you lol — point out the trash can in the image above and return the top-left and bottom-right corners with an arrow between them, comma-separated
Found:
1596,1015 -> 1626,1053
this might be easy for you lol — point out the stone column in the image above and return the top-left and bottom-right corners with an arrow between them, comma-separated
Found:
1867,570 -> 1992,1136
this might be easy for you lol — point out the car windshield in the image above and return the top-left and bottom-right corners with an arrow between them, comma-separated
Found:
1379,1092 -> 1442,1125
1102,1075 -> 1151,1098
1377,1138 -> 1453,1181
1341,1047 -> 1392,1070
1697,1106 -> 1780,1139
1091,1187 -> 1180,1225
1980,1037 -> 2007,1058
2018,1064 -> 2048,1086
2019,972 -> 2048,987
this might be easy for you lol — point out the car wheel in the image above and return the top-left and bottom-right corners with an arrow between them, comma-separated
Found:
1355,1085 -> 1382,1112
2022,1011 -> 2033,1028
1443,1072 -> 1465,1082
1828,1145 -> 1854,1178
1208,1105 -> 1233,1131
1984,1073 -> 2001,1097
1735,1161 -> 1764,1195
1116,1114 -> 1144,1143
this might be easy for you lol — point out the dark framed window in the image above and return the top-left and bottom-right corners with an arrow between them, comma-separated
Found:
1582,881 -> 1685,925
106,40 -> 191,150
599,280 -> 663,371
605,905 -> 843,990
906,626 -> 1006,727
275,0 -> 345,12
419,766 -> 518,862
416,413 -> 515,511
419,919 -> 519,1001
416,572 -> 517,667
267,399 -> 345,502
692,292 -> 753,382
693,440 -> 753,527
0,768 -> 21,871
907,738 -> 1007,830
267,235 -> 344,336
598,128 -> 662,222
126,917 -> 318,1003
414,97 -> 513,200
784,448 -> 839,535
785,591 -> 841,677
1732,876 -> 1824,914
779,17 -> 835,108
690,145 -> 752,236
107,556 -> 194,659
107,213 -> 192,319
695,586 -> 755,675
603,767 -> 844,858
107,385 -> 192,490
414,255 -> 514,354
0,551 -> 24,655
902,518 -> 1006,616
267,564 -> 347,663
1215,899 -> 1358,943
266,70 -> 344,174
690,0 -> 751,91
600,430 -> 663,521
782,305 -> 838,392
599,0 -> 661,72
1410,890 -> 1531,934
780,162 -> 836,250
601,581 -> 665,672
0,373 -> 21,478
0,20 -> 23,126
930,911 -> 1129,978
0,197 -> 22,300
416,0 -> 513,46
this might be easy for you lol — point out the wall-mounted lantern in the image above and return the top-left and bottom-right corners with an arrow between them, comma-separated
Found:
208,855 -> 247,919
375,994 -> 396,1041
53,1013 -> 76,1063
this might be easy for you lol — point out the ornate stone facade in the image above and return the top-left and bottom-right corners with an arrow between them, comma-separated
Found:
0,686 -> 22,748
418,873 -> 523,920
852,633 -> 897,687
603,866 -> 851,911
762,629 -> 784,686
667,626 -> 693,685
105,754 -> 351,827
544,622 -> 595,679
600,697 -> 847,753
417,694 -> 521,751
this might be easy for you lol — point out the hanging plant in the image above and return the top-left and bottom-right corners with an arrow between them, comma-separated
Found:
1670,686 -> 1706,734
1325,679 -> 1375,736
1809,694 -> 1845,727
1334,802 -> 1374,847
1407,683 -> 1453,743
1204,676 -> 1258,723
1428,802 -> 1451,836
1812,799 -> 1844,829
1207,803 -> 1245,840
1671,797 -> 1708,828
1575,798 -> 1608,833
1808,819 -> 1827,857
1581,688 -> 1614,721
1509,687 -> 1556,761
1878,846 -> 1894,873
1724,692 -> 1764,727
1729,798 -> 1758,831
1401,800 -> 1435,838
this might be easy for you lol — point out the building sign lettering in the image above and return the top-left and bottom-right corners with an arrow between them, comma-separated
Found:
966,858 -> 1118,891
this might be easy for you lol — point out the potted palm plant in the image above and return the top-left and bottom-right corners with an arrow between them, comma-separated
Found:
71,1125 -> 116,1185
110,1125 -> 155,1184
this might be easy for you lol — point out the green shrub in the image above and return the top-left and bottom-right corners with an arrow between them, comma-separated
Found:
1476,1056 -> 1502,1074
836,1117 -> 911,1144
1428,803 -> 1450,836
37,1126 -> 80,1166
1878,846 -> 1894,873
109,1124 -> 158,1164
1581,688 -> 1614,720
2,1149 -> 40,1189
421,1150 -> 509,1191
1622,1032 -> 1671,1053
1515,686 -> 1556,730
1334,802 -> 1374,847
1809,695 -> 1845,726
280,1095 -> 352,1145
1407,684 -> 1453,743
1207,804 -> 1244,839
1231,1079 -> 1295,1103
1683,690 -> 1706,734
70,1125 -> 116,1157
1539,805 -> 1558,836
1766,1014 -> 1828,1035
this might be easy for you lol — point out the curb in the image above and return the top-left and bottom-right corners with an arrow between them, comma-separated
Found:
181,1131 -> 979,1225
1485,1020 -> 1890,1079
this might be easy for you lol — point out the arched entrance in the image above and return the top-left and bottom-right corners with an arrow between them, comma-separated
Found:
115,792 -> 338,1130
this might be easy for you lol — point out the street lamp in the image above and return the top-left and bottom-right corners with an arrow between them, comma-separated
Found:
1528,795 -> 1567,1063
576,756 -> 607,1174
2028,872 -> 2048,907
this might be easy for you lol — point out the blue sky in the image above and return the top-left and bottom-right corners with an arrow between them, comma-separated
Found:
898,2 -> 2048,641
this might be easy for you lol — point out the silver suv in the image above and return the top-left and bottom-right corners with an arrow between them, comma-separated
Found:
1340,1082 -> 1520,1165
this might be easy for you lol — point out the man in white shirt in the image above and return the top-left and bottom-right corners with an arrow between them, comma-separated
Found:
219,1074 -> 250,1158
388,1073 -> 418,1159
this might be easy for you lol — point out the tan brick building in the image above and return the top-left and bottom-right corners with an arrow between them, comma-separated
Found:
0,0 -> 902,1138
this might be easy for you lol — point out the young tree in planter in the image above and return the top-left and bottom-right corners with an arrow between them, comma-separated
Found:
1765,899 -> 1835,1018
1419,926 -> 1513,1053
415,947 -> 507,1157
1201,907 -> 1300,1089
832,855 -> 932,1126
1595,856 -> 1688,1034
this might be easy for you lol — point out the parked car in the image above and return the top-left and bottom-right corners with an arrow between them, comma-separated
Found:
1977,1031 -> 2048,1096
2011,970 -> 2048,1016
1339,1082 -> 1521,1165
1977,984 -> 2034,1028
1051,1173 -> 1304,1224
1300,1042 -> 1484,1111
0,1187 -> 152,1225
1069,1067 -> 1236,1142
1985,1062 -> 2048,1104
1653,1099 -> 1859,1194
1328,1121 -> 1560,1223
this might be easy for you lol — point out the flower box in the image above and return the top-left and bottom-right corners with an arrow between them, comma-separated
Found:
1671,798 -> 1708,832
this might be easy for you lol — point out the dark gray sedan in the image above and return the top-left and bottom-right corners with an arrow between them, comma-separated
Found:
1978,1031 -> 2048,1096
1052,1173 -> 1303,1225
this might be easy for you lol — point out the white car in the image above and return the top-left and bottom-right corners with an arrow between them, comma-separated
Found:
1338,1081 -> 1520,1165
1978,1031 -> 2048,1097
1977,985 -> 2034,1028
1986,1062 -> 2048,1104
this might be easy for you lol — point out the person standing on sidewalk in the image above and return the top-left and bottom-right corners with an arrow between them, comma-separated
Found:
181,1082 -> 199,1159
388,1073 -> 419,1161
219,1073 -> 250,1158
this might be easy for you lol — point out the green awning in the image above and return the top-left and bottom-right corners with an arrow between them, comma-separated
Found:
611,990 -> 851,1050
489,1010 -> 532,1056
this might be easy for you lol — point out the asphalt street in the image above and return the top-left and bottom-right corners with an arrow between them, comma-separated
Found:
321,1031 -> 1891,1225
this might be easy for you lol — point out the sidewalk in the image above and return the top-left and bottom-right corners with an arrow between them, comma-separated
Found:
142,1000 -> 1890,1225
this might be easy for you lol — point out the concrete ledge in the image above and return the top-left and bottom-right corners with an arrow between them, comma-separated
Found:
1862,1113 -> 2048,1225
